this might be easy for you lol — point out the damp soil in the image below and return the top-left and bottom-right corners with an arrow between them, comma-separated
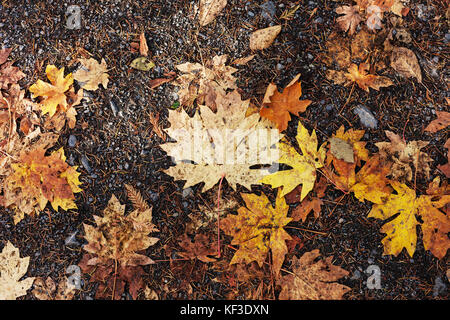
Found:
0,0 -> 449,300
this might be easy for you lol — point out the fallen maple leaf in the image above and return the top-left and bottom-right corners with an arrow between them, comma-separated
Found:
375,130 -> 432,182
279,249 -> 350,299
161,90 -> 281,192
249,25 -> 282,51
336,5 -> 362,35
3,147 -> 82,224
345,63 -> 394,92
259,74 -> 312,132
369,181 -> 450,258
83,191 -> 159,267
178,233 -> 217,263
73,58 -> 109,91
425,111 -> 450,133
260,121 -> 326,200
198,0 -> 227,26
291,196 -> 323,222
0,241 -> 35,300
29,65 -> 73,117
221,192 -> 292,276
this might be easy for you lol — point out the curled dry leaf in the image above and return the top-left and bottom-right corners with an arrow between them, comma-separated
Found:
249,25 -> 282,51
139,32 -> 149,57
390,47 -> 422,83
260,74 -> 312,132
0,241 -> 35,300
336,5 -> 362,35
221,192 -> 292,276
73,58 -> 109,91
279,249 -> 350,300
198,0 -> 227,26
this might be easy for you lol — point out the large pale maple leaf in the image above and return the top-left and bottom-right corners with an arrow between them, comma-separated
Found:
221,192 -> 292,276
369,180 -> 450,259
260,74 -> 311,132
161,90 -> 281,192
0,241 -> 35,300
29,65 -> 73,117
73,58 -> 109,91
260,121 -> 326,200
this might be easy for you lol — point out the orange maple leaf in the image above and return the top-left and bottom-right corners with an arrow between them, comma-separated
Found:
260,74 -> 311,132
345,63 -> 393,92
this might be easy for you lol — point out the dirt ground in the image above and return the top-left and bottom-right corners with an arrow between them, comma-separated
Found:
0,0 -> 448,300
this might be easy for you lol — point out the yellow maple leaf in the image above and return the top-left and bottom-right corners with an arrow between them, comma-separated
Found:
221,192 -> 292,276
369,181 -> 450,258
260,121 -> 326,200
29,65 -> 73,117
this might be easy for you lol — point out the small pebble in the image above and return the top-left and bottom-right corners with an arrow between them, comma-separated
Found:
68,135 -> 77,147
354,105 -> 378,129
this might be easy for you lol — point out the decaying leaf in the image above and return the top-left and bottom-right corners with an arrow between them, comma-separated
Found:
329,137 -> 355,163
82,190 -> 159,267
130,57 -> 155,71
139,32 -> 149,57
161,89 -> 281,192
221,192 -> 292,276
249,25 -> 282,51
369,181 -> 450,258
260,121 -> 326,200
425,111 -> 450,133
439,139 -> 450,178
351,28 -> 373,61
198,0 -> 227,26
322,32 -> 351,69
3,147 -> 82,224
32,277 -> 75,300
375,131 -> 432,181
0,48 -> 26,90
73,58 -> 109,91
390,47 -> 422,83
173,55 -> 237,111
0,241 -> 35,300
178,233 -> 217,263
260,74 -> 312,132
279,249 -> 350,300
336,5 -> 362,35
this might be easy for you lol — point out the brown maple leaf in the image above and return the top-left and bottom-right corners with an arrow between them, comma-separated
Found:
425,111 -> 450,133
0,48 -> 25,90
178,233 -> 217,263
279,249 -> 350,300
259,74 -> 312,132
336,5 -> 363,35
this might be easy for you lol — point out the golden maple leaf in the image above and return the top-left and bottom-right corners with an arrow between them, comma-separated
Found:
0,241 -> 35,300
82,191 -> 159,268
259,74 -> 312,132
3,147 -> 82,223
279,249 -> 350,300
369,181 -> 450,258
29,65 -> 73,117
260,121 -> 326,200
73,58 -> 109,91
221,192 -> 292,276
